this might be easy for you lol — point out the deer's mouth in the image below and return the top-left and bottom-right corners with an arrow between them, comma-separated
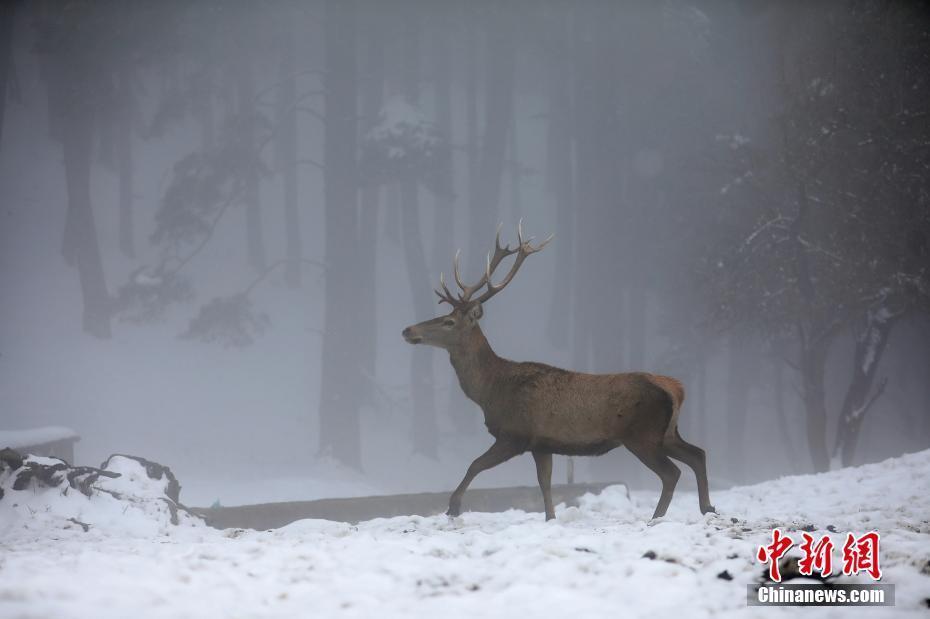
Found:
402,327 -> 423,344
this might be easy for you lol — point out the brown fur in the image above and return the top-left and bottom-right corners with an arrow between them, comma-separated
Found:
403,307 -> 715,521
642,373 -> 685,440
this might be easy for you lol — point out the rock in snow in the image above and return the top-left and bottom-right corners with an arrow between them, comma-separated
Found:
1,449 -> 929,618
0,450 -> 203,538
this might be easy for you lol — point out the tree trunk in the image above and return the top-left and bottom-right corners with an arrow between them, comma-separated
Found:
401,11 -> 437,459
832,306 -> 899,466
922,319 -> 930,441
470,5 -> 513,262
694,357 -> 707,447
507,97 -> 522,222
402,182 -> 438,459
43,53 -> 75,262
572,4 -> 627,483
116,65 -> 134,258
356,20 -> 385,405
431,15 -> 473,435
447,2 -> 482,434
319,0 -> 361,469
626,291 -> 646,368
464,2 -> 480,240
430,19 -> 454,293
60,56 -> 111,339
0,1 -> 16,147
799,334 -> 831,472
725,336 -> 751,481
544,9 -> 573,350
384,182 -> 401,244
570,6 -> 595,374
773,357 -> 799,472
198,72 -> 215,152
572,3 -> 619,374
276,26 -> 302,287
236,59 -> 266,272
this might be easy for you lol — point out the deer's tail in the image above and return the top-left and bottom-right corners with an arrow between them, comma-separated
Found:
644,374 -> 686,439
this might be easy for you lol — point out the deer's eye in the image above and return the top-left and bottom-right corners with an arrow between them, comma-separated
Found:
443,319 -> 456,327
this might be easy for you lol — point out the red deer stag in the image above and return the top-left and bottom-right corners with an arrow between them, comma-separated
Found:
402,222 -> 714,521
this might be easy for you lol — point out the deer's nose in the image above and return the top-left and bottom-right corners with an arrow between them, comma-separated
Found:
402,327 -> 422,344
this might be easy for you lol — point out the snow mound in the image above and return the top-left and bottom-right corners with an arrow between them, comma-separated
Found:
1,450 -> 929,618
0,450 -> 204,540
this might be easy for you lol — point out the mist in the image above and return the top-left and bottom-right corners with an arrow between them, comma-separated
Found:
1,0 -> 929,509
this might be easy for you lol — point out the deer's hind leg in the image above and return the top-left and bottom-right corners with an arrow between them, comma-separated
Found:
627,441 -> 680,519
625,419 -> 681,519
663,429 -> 715,515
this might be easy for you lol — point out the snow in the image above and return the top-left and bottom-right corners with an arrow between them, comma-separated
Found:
2,450 -> 929,618
0,455 -> 203,540
860,303 -> 895,375
183,467 -> 381,508
376,96 -> 429,132
0,426 -> 78,449
367,96 -> 437,149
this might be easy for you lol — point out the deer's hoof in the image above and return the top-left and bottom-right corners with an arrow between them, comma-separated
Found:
701,504 -> 717,515
447,503 -> 462,517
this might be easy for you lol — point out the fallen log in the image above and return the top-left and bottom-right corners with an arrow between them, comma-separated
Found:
192,481 -> 627,530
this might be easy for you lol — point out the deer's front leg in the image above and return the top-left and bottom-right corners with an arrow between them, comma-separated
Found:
532,451 -> 555,520
448,440 -> 521,516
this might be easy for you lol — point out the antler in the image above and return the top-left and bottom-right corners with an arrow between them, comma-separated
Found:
434,220 -> 553,307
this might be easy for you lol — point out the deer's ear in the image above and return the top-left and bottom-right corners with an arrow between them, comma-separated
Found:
465,302 -> 483,324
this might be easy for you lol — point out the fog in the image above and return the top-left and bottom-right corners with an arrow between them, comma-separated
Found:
1,0 -> 928,507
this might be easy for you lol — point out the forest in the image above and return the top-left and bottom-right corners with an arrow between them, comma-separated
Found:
1,0 -> 929,499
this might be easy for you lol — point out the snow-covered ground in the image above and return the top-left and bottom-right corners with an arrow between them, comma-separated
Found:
1,449 -> 929,618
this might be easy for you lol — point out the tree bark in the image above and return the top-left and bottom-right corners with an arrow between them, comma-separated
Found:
469,5 -> 514,264
319,0 -> 362,469
356,18 -> 384,405
544,9 -> 574,350
0,1 -> 16,147
236,59 -> 266,272
726,337 -> 751,480
198,72 -> 215,152
571,4 -> 628,483
832,306 -> 899,466
507,97 -> 522,222
773,357 -> 799,472
276,25 -> 302,287
464,2 -> 480,242
694,357 -> 707,447
799,333 -> 831,472
401,10 -> 437,459
60,55 -> 111,339
446,2 -> 482,435
430,18 -> 454,299
431,14 -> 473,435
116,65 -> 135,258
570,5 -> 595,374
572,3 -> 619,374
401,181 -> 438,459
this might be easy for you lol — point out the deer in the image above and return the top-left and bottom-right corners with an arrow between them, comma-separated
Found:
401,222 -> 715,521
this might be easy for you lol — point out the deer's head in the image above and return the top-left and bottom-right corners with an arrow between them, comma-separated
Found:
402,221 -> 552,351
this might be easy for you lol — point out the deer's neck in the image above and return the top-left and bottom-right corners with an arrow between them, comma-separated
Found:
448,327 -> 503,407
